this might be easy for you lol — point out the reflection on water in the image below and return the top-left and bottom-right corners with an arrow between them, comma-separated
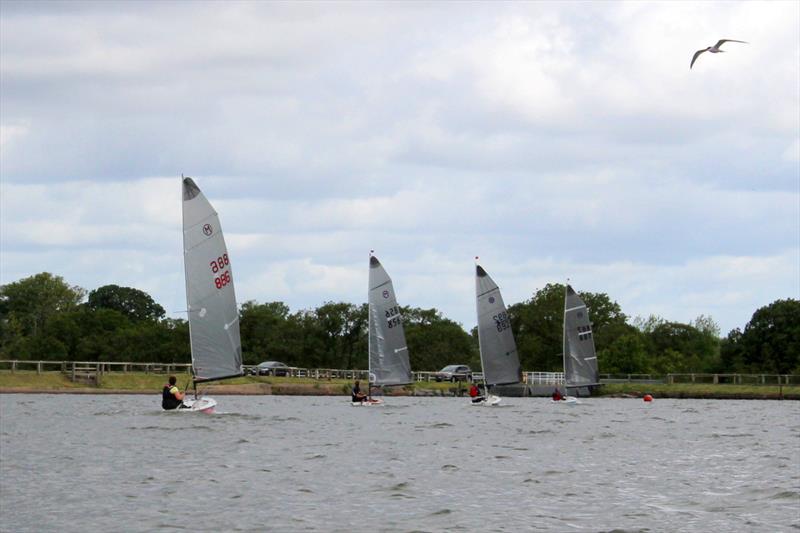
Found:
1,395 -> 798,532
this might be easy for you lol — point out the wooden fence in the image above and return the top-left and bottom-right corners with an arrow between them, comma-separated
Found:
0,360 -> 796,386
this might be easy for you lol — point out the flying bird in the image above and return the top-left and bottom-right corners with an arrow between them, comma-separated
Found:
690,39 -> 748,69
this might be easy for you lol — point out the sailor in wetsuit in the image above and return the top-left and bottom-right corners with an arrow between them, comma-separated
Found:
351,380 -> 368,403
162,375 -> 186,410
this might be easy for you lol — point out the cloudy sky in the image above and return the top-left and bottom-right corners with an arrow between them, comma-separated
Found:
1,1 -> 798,336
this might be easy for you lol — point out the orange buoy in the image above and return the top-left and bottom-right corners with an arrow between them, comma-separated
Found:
643,394 -> 653,402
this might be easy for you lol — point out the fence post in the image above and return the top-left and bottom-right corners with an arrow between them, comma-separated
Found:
11,361 -> 16,373
37,361 -> 42,374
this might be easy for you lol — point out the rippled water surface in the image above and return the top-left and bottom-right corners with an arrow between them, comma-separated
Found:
1,394 -> 798,532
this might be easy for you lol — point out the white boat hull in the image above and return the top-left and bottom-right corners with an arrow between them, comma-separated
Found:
551,396 -> 580,405
351,398 -> 384,406
470,394 -> 501,406
180,397 -> 217,413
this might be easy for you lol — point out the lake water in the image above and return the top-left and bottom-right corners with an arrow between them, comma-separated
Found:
1,394 -> 798,532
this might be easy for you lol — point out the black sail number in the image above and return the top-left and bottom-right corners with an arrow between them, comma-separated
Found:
493,312 -> 511,333
385,306 -> 402,329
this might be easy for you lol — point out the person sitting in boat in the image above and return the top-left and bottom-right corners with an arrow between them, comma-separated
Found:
162,376 -> 186,410
351,380 -> 368,403
469,383 -> 485,403
552,388 -> 564,401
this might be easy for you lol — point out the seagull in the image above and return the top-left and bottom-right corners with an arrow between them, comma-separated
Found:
690,39 -> 748,69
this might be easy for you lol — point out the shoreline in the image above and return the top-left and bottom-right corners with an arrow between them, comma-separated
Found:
1,387 -> 796,400
1,372 -> 796,400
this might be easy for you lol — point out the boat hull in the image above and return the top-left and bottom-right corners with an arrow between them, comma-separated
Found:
551,397 -> 580,405
470,394 -> 502,406
180,397 -> 217,413
351,398 -> 384,406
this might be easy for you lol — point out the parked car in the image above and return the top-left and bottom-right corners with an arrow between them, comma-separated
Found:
434,364 -> 472,382
254,361 -> 291,376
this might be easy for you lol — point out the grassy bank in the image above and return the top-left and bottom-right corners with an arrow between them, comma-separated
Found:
596,382 -> 800,400
1,371 -> 797,399
0,371 -> 459,396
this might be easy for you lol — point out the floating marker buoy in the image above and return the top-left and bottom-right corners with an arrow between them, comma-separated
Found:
643,394 -> 653,402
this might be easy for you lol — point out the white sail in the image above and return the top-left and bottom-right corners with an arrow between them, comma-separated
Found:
475,264 -> 522,386
563,284 -> 599,389
368,255 -> 412,386
182,177 -> 242,383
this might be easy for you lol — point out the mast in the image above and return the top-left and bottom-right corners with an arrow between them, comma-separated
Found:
562,281 -> 568,394
367,250 -> 373,401
180,173 -> 197,386
474,257 -> 488,396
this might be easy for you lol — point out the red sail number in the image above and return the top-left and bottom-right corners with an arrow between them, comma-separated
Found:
214,270 -> 232,289
209,254 -> 230,274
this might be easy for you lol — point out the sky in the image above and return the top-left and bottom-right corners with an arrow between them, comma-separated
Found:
1,0 -> 798,337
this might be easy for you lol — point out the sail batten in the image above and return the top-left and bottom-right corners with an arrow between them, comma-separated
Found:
563,284 -> 600,389
475,264 -> 522,387
182,177 -> 243,383
368,256 -> 412,387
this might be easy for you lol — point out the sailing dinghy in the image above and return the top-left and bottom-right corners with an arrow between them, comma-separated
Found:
353,254 -> 412,406
178,176 -> 243,413
558,284 -> 600,404
474,263 -> 522,406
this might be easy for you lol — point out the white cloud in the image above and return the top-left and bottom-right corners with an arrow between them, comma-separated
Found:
1,2 -> 798,342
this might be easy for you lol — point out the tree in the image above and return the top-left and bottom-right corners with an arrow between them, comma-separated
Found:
509,283 -> 628,372
645,321 -> 719,373
598,331 -> 651,374
240,301 -> 304,366
86,285 -> 165,322
735,299 -> 800,374
403,307 -> 477,371
0,272 -> 85,337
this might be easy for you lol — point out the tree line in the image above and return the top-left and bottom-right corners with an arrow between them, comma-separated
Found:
1,272 -> 798,374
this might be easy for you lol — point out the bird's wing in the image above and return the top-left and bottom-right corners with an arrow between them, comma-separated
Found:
690,48 -> 706,69
716,39 -> 748,47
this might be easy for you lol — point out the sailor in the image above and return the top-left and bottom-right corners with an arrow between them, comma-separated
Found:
552,387 -> 563,401
469,383 -> 485,403
162,375 -> 186,410
351,380 -> 368,403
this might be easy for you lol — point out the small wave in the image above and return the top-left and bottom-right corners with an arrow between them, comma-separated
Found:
428,509 -> 451,516
297,488 -> 314,493
270,416 -> 299,422
306,454 -> 326,460
219,413 -> 263,421
710,433 -> 755,438
770,490 -> 799,500
528,429 -> 554,435
389,482 -> 410,491
236,438 -> 249,444
428,422 -> 453,429
441,464 -> 459,471
494,455 -> 510,460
